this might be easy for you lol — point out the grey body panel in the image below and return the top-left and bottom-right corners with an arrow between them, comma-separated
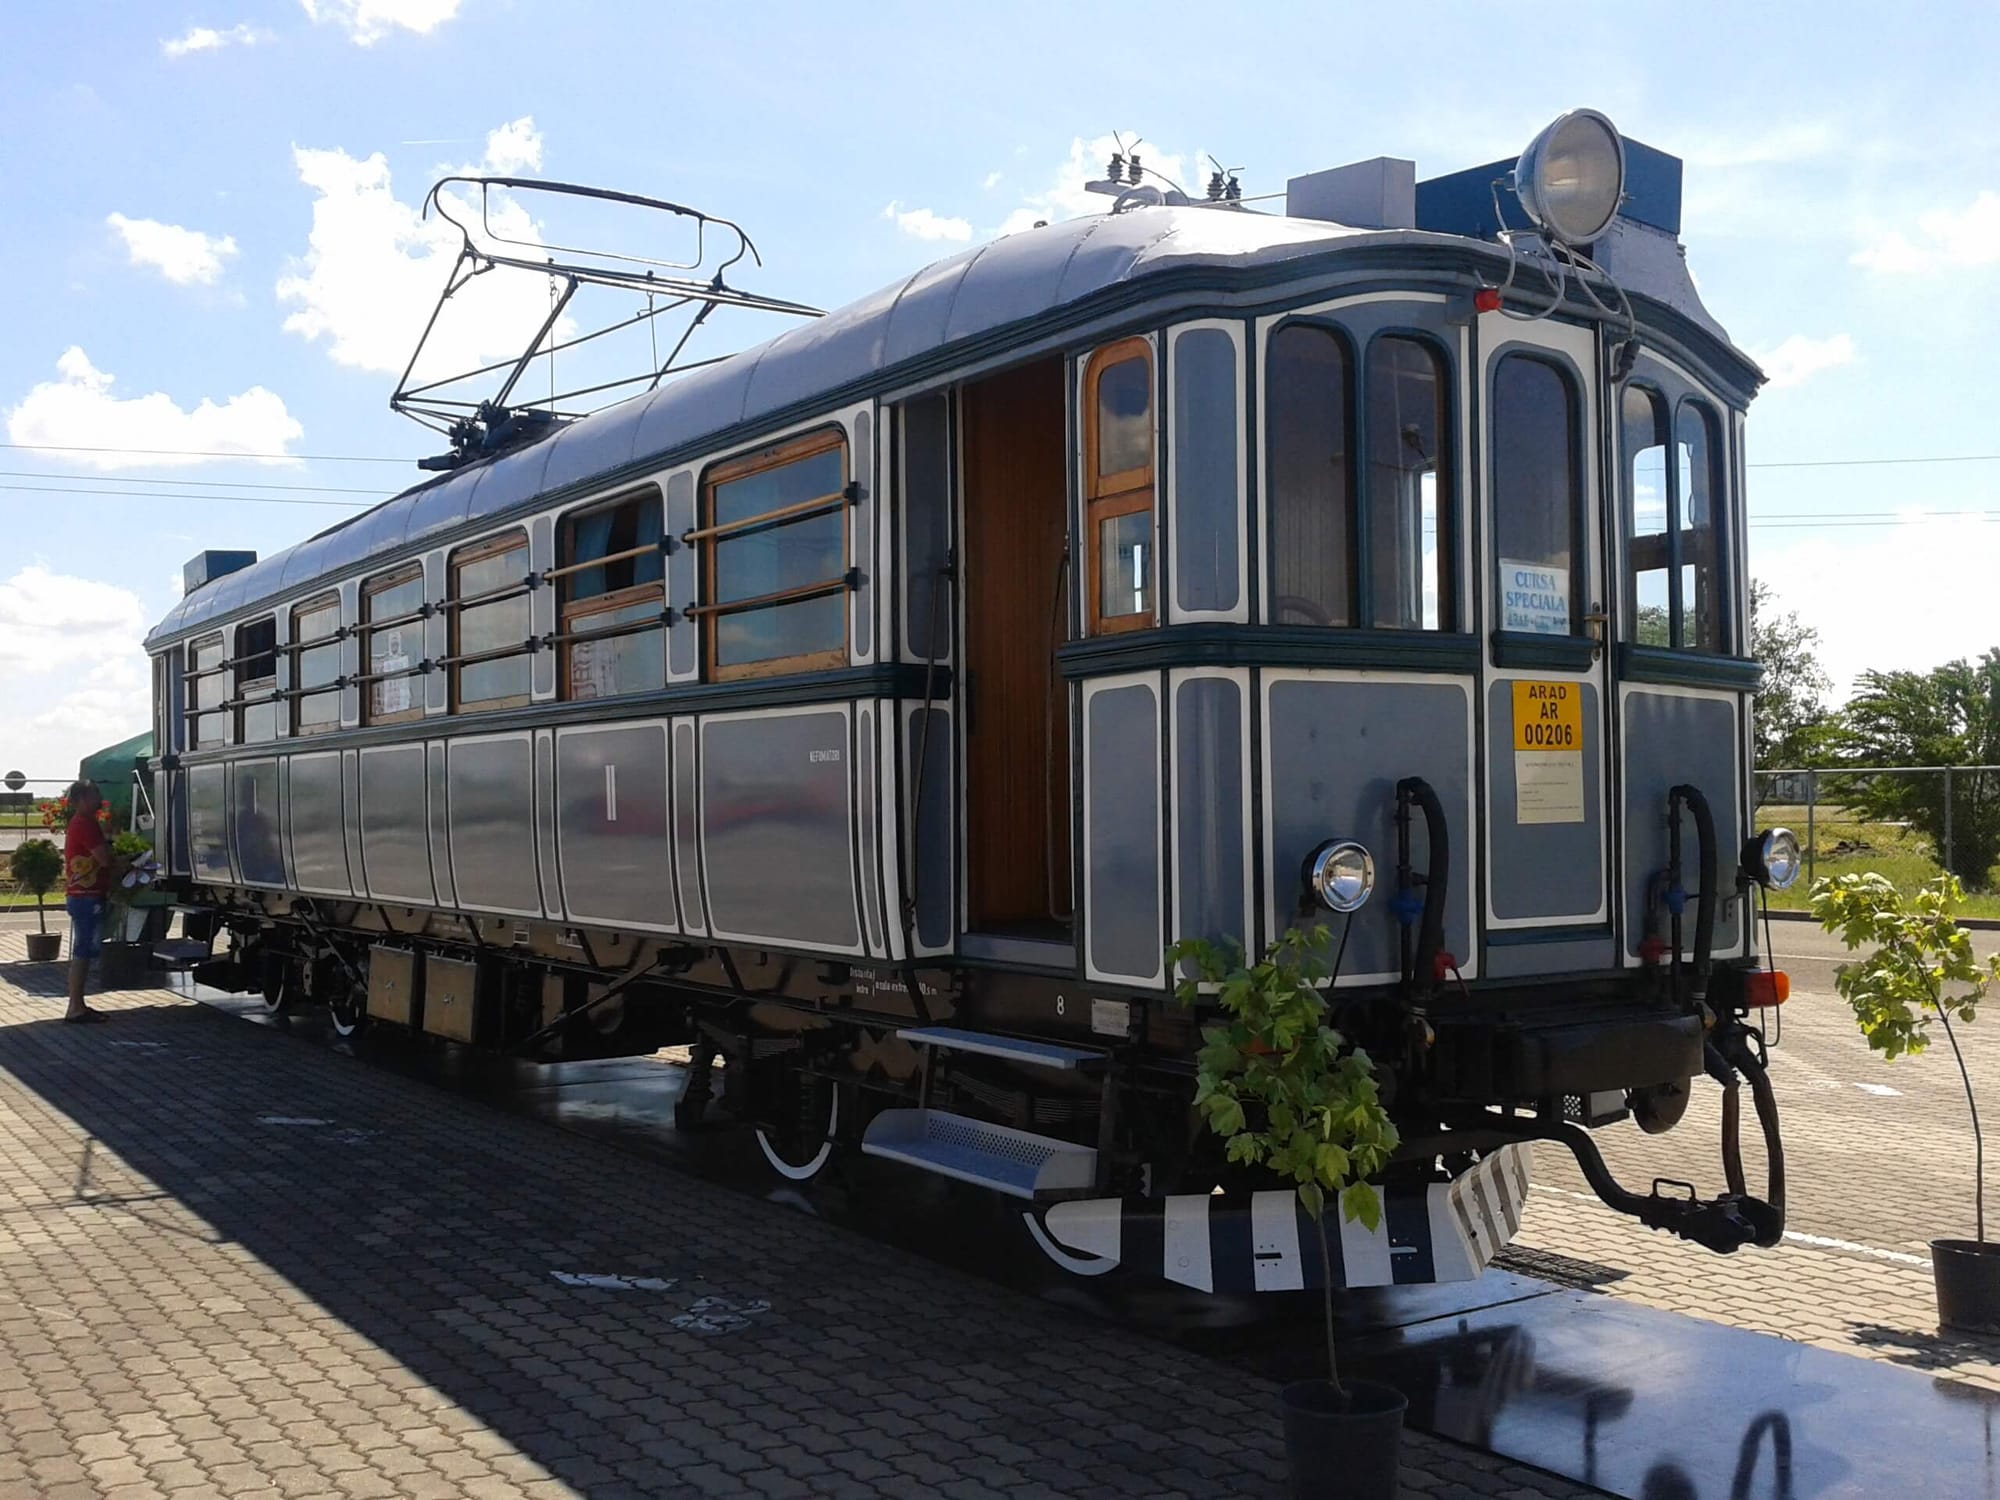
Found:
188,763 -> 231,884
1085,680 -> 1163,985
700,710 -> 859,951
665,472 -> 698,680
1622,690 -> 1743,956
1484,936 -> 1619,978
1264,676 -> 1473,982
856,705 -> 883,955
426,742 -> 456,907
901,396 -> 952,661
852,410 -> 874,659
358,744 -> 435,906
534,732 -> 561,916
287,751 -> 352,896
905,706 -> 953,953
1174,675 -> 1247,951
1485,680 -> 1606,923
445,735 -> 542,917
556,723 -> 677,930
671,719 -> 706,934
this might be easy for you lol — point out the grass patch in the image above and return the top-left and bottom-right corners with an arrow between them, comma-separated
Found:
1756,804 -> 2000,918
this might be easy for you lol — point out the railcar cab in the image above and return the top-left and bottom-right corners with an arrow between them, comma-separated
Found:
143,109 -> 1792,1292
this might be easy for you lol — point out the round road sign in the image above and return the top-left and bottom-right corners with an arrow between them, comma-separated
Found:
2,770 -> 24,792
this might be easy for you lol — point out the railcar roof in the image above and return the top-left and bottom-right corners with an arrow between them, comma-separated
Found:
145,205 -> 1724,647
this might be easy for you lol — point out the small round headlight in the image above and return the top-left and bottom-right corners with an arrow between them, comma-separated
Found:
1741,828 -> 1802,891
1513,108 -> 1626,246
1305,840 -> 1376,914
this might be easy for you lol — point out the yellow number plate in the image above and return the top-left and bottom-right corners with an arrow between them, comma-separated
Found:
1512,680 -> 1582,751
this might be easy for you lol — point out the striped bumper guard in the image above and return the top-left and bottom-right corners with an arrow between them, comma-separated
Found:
1029,1142 -> 1534,1291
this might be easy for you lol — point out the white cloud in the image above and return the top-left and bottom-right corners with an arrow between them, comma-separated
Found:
0,567 -> 146,673
1680,121 -> 1838,171
300,0 -> 461,45
276,117 -> 557,379
161,23 -> 268,57
882,202 -> 972,243
0,571 -> 149,777
1853,190 -> 2000,274
995,134 -> 1191,237
4,348 -> 302,470
1751,333 -> 1858,391
105,212 -> 239,285
982,171 -> 1003,191
1755,513 -> 2000,698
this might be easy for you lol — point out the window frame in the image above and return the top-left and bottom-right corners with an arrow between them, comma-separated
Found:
1263,318 -> 1359,628
1362,329 -> 1457,633
556,486 -> 667,701
1674,396 -> 1730,655
696,426 -> 852,683
233,615 -> 280,744
185,632 -> 227,751
288,592 -> 344,736
1082,336 -> 1157,636
360,562 -> 428,728
1621,382 -> 1672,647
448,529 -> 534,713
1488,349 -> 1587,639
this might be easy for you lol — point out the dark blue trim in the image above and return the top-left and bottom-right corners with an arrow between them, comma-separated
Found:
1616,645 -> 1760,691
1485,923 -> 1614,948
1490,631 -> 1596,671
1058,626 -> 1478,679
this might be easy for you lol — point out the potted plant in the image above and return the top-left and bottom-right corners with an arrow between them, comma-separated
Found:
1169,924 -> 1405,1499
9,839 -> 64,962
97,833 -> 160,990
1813,872 -> 2000,1331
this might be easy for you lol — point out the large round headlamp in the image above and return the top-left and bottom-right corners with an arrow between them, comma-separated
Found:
1513,109 -> 1626,246
1740,828 -> 1803,891
1304,840 -> 1376,914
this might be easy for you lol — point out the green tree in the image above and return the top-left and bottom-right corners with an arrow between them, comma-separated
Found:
1750,580 -> 1835,767
1840,648 -> 2000,888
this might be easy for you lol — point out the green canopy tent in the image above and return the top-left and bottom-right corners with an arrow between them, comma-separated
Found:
77,730 -> 153,833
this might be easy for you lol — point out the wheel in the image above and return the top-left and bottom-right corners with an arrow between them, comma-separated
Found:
327,977 -> 368,1038
259,955 -> 296,1016
754,1070 -> 839,1183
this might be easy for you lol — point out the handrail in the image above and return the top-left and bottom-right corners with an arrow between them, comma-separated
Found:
539,542 -> 666,585
680,575 -> 849,620
681,489 -> 846,546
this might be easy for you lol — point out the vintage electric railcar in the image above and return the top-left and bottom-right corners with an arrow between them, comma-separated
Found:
144,111 -> 1794,1294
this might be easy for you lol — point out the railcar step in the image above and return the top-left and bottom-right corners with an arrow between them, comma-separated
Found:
897,1026 -> 1104,1070
151,939 -> 213,971
859,1108 -> 1098,1201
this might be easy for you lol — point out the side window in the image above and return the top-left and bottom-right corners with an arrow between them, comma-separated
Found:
450,532 -> 532,711
234,618 -> 278,744
186,634 -> 226,749
1170,325 -> 1241,617
696,430 -> 849,680
1266,324 -> 1354,626
1622,386 -> 1671,646
361,565 -> 425,726
291,595 -> 342,735
1677,401 -> 1726,653
1083,339 -> 1155,634
1492,353 -> 1581,637
558,489 -> 665,700
1366,337 -> 1452,631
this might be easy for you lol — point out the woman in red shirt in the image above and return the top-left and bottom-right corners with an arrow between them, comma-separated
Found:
62,779 -> 115,1022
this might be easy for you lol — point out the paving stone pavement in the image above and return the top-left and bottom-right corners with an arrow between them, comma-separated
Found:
0,936 -> 1605,1500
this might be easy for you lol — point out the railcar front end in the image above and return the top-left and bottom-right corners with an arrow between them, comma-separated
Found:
143,111 -> 1789,1294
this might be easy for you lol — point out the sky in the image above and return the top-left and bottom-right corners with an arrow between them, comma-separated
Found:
2,0 -> 1998,778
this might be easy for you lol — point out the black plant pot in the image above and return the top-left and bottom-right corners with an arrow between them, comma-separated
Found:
97,940 -> 151,991
25,931 -> 61,963
1281,1377 -> 1406,1499
1934,1238 -> 2000,1333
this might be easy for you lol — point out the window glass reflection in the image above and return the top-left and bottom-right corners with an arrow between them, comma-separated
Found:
1492,355 -> 1579,636
1267,324 -> 1353,626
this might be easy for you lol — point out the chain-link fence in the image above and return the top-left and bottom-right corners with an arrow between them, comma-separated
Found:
1755,765 -> 2000,894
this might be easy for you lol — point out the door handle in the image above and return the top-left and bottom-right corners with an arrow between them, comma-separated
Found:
1582,609 -> 1609,660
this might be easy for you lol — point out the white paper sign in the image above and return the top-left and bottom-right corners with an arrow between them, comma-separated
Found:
1516,750 -> 1586,824
377,655 -> 411,715
1499,559 -> 1570,636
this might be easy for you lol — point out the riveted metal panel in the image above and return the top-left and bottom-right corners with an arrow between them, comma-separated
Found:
1084,677 -> 1163,985
1264,674 -> 1476,984
671,717 -> 706,934
367,946 -> 419,1025
666,471 -> 698,681
1172,673 -> 1249,953
287,751 -> 352,896
446,734 -> 541,918
189,763 -> 230,884
556,722 -> 677,930
359,744 -> 434,906
426,741 -> 455,908
423,954 -> 480,1043
856,703 -> 883,955
1486,679 -> 1606,923
1622,689 -> 1744,958
701,708 -> 860,952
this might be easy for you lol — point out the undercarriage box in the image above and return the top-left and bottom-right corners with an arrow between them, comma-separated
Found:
1431,1010 -> 1702,1102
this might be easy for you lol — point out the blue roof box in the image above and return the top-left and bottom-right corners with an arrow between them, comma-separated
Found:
182,550 -> 257,597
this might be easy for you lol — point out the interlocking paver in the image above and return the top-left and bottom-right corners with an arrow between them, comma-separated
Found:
0,931 -> 1602,1498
